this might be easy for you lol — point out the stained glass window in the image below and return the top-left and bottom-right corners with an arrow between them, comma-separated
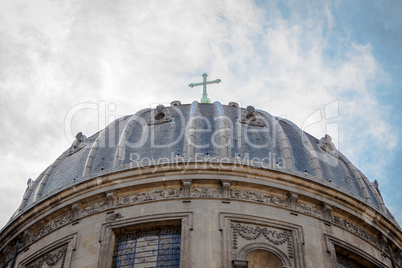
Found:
112,225 -> 181,268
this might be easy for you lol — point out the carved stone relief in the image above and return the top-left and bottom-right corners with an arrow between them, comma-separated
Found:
24,244 -> 67,268
81,201 -> 108,217
116,188 -> 181,206
147,105 -> 173,125
296,202 -> 323,218
230,189 -> 290,208
239,106 -> 265,127
32,213 -> 73,242
331,216 -> 385,250
231,222 -> 294,259
191,187 -> 221,198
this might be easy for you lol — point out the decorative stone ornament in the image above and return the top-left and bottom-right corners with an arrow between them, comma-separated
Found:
228,102 -> 239,108
68,132 -> 87,155
239,105 -> 265,127
147,104 -> 173,125
170,100 -> 181,106
319,134 -> 337,155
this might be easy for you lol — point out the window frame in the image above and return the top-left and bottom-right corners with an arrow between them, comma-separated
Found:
97,212 -> 193,268
324,234 -> 388,268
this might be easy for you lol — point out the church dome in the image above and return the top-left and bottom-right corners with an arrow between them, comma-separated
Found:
15,101 -> 396,225
1,100 -> 401,268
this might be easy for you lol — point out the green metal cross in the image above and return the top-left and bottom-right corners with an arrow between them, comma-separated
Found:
188,73 -> 221,103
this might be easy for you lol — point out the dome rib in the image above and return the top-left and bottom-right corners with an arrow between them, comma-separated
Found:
277,118 -> 323,178
213,101 -> 231,157
83,116 -> 129,176
113,109 -> 151,168
184,101 -> 199,157
367,178 -> 388,212
35,152 -> 68,200
338,152 -> 372,204
258,111 -> 294,170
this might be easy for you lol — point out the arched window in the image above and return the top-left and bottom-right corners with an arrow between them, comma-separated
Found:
246,249 -> 284,268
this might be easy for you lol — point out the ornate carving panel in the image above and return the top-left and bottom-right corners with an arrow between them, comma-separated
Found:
32,213 -> 73,242
23,244 -> 67,268
115,188 -> 181,206
230,189 -> 290,207
231,223 -> 294,259
331,216 -> 384,250
81,201 -> 108,217
191,187 -> 221,198
296,203 -> 323,218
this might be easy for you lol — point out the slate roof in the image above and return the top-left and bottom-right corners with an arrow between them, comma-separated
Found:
13,101 -> 397,225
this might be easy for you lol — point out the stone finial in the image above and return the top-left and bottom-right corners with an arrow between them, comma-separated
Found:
239,105 -> 265,127
319,134 -> 336,154
170,100 -> 181,106
228,102 -> 239,108
246,105 -> 255,113
148,105 -> 173,125
156,104 -> 164,113
69,132 -> 88,155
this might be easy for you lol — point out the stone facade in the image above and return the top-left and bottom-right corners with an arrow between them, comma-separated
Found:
0,164 -> 401,267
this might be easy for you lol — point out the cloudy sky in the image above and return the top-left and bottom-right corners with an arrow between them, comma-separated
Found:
0,0 -> 401,229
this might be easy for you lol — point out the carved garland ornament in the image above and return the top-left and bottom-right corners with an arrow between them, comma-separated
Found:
116,188 -> 181,206
296,203 -> 323,218
231,223 -> 293,258
331,216 -> 384,250
230,189 -> 290,207
32,213 -> 73,242
25,244 -> 67,268
81,201 -> 108,217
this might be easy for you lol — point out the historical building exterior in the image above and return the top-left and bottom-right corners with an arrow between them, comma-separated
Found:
0,101 -> 401,267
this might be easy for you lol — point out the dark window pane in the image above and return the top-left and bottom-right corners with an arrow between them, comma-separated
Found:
112,225 -> 181,268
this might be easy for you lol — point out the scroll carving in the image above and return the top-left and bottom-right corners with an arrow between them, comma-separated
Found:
230,189 -> 290,207
116,188 -> 180,206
